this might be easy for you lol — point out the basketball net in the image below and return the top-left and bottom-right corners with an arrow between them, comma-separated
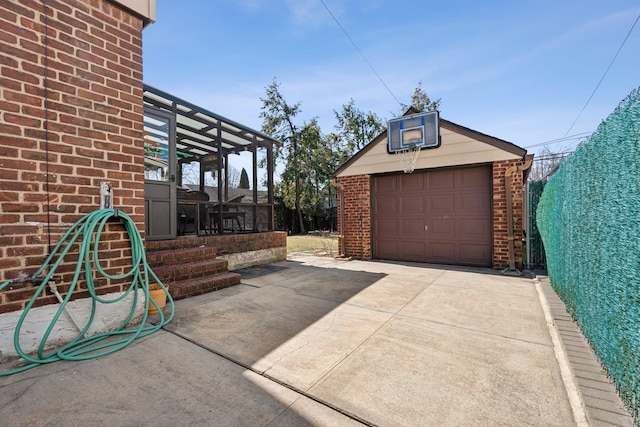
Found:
395,145 -> 422,173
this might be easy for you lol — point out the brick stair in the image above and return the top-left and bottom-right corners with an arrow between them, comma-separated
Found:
145,239 -> 241,300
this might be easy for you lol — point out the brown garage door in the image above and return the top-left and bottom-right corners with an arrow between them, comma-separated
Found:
373,165 -> 492,267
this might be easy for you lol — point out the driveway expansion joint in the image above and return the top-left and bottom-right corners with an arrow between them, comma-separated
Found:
163,326 -> 378,427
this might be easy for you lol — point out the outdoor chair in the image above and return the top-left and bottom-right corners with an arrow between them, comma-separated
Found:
177,189 -> 209,235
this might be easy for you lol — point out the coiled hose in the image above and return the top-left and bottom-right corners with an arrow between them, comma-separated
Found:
0,208 -> 174,376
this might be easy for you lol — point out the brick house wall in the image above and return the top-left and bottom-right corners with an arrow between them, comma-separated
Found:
337,163 -> 526,268
0,0 -> 145,313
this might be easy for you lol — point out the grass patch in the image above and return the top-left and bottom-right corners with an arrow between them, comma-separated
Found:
287,234 -> 338,257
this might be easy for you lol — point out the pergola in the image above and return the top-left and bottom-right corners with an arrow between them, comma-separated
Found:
142,84 -> 278,236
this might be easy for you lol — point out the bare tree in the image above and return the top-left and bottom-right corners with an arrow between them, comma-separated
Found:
180,161 -> 221,187
528,146 -> 572,181
180,161 -> 200,185
227,166 -> 241,189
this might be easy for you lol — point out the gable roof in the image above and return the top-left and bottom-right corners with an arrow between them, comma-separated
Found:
333,112 -> 527,177
439,119 -> 527,157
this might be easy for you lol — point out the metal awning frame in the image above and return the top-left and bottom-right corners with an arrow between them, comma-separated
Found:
143,84 -> 277,161
143,84 -> 276,210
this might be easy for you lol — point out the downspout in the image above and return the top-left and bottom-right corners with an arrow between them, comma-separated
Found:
504,157 -> 533,272
331,178 -> 345,258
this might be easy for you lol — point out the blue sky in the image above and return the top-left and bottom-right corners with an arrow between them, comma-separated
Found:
143,0 -> 639,160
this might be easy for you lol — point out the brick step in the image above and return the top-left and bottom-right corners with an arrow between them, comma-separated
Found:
146,246 -> 218,267
144,237 -> 242,302
167,271 -> 242,300
151,258 -> 229,284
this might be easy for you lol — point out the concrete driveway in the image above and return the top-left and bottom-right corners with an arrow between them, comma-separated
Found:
0,256 -> 576,426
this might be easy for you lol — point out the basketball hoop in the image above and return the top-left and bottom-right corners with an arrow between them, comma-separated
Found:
395,145 -> 422,173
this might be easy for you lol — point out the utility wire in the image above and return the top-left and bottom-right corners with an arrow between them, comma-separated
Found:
565,12 -> 640,136
524,132 -> 592,149
319,0 -> 403,107
533,152 -> 574,162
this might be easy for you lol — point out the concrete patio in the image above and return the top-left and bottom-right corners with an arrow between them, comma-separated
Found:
0,256 -> 631,426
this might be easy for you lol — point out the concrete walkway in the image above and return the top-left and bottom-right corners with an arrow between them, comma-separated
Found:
0,256 -> 612,426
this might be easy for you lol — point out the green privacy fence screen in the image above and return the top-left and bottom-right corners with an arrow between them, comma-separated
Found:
537,87 -> 640,421
526,180 -> 547,269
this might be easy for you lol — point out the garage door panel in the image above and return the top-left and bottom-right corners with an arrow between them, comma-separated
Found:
402,219 -> 426,236
400,173 -> 425,191
457,219 -> 491,241
375,240 -> 399,259
459,167 -> 490,189
459,244 -> 492,266
376,175 -> 398,193
429,194 -> 455,214
400,194 -> 425,213
429,242 -> 456,264
401,241 -> 425,260
373,165 -> 492,267
428,169 -> 455,190
376,219 -> 399,238
376,197 -> 398,215
457,192 -> 489,211
430,219 -> 454,238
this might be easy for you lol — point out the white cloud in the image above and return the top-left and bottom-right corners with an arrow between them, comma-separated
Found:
227,0 -> 345,28
285,0 -> 332,27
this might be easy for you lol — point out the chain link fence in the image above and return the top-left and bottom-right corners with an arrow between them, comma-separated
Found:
526,180 -> 547,270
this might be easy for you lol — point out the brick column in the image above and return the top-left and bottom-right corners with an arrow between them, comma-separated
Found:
492,160 -> 525,269
336,174 -> 371,260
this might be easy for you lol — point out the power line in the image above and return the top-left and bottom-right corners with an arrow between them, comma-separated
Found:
533,152 -> 574,162
319,0 -> 403,107
565,12 -> 640,136
523,132 -> 592,149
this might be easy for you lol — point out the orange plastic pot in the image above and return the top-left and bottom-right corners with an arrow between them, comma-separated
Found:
147,287 -> 167,315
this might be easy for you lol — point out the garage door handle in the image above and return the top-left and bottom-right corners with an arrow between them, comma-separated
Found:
424,225 -> 428,231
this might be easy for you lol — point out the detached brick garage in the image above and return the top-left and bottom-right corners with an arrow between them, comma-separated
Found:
333,112 -> 531,270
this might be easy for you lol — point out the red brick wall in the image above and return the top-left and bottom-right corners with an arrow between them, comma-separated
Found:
0,0 -> 145,313
337,162 -> 526,269
492,160 -> 525,269
145,232 -> 287,257
336,174 -> 371,259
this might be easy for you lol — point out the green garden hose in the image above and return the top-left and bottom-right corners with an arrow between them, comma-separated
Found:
0,208 -> 174,376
